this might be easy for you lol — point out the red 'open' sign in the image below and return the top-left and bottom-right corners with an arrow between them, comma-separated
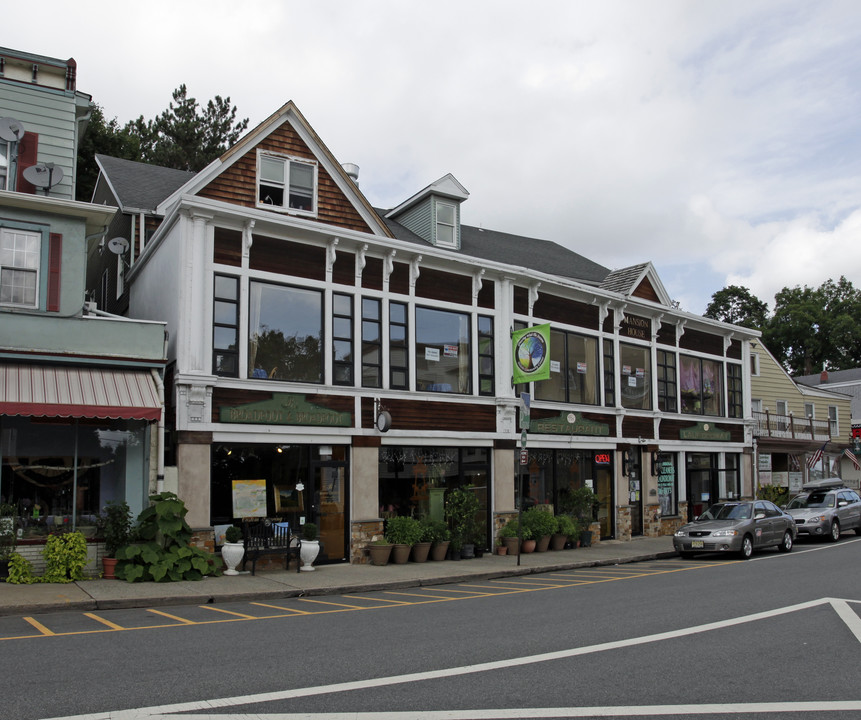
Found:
594,453 -> 611,465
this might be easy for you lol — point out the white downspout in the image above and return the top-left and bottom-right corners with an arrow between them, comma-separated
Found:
150,368 -> 166,493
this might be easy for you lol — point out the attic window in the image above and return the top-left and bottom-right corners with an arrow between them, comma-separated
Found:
257,152 -> 317,216
435,201 -> 457,248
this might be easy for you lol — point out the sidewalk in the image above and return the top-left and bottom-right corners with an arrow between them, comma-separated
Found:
0,536 -> 677,617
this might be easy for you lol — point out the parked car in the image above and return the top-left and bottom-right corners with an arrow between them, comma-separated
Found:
673,500 -> 796,560
784,478 -> 861,541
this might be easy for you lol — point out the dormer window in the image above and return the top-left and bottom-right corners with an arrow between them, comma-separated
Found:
257,151 -> 317,216
435,201 -> 457,248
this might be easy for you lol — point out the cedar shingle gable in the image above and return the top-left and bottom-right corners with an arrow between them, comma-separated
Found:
196,121 -> 374,235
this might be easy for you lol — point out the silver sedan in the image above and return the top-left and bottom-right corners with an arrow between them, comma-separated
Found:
673,500 -> 796,560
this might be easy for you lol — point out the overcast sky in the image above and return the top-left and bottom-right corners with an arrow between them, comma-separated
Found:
8,0 -> 861,314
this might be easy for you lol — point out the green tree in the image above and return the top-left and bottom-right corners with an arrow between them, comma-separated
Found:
704,285 -> 768,329
76,104 -> 140,201
128,84 -> 249,172
763,276 -> 861,375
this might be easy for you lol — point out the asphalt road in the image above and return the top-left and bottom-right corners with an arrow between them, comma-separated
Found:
3,535 -> 860,720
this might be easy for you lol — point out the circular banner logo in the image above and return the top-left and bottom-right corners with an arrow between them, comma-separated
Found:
514,330 -> 548,377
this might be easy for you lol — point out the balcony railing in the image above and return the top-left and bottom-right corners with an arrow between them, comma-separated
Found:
752,410 -> 832,441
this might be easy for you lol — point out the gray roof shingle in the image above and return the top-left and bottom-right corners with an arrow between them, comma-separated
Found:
96,154 -> 195,212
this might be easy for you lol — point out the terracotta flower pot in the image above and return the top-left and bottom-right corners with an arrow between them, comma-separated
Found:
411,541 -> 431,563
535,534 -> 551,552
550,533 -> 567,551
521,539 -> 536,553
496,545 -> 508,555
502,536 -> 520,555
430,541 -> 450,561
368,543 -> 392,566
391,543 -> 411,564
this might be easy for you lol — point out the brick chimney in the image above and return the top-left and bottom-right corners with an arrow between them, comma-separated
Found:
820,369 -> 829,383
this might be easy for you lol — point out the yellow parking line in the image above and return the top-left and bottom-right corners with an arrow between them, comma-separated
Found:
348,595 -> 410,604
22,617 -> 55,635
84,612 -> 125,630
250,601 -> 313,615
201,606 -> 258,619
146,609 -> 197,624
296,598 -> 374,610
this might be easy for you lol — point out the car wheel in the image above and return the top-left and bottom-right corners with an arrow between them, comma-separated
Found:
778,530 -> 793,553
739,535 -> 754,559
829,520 -> 840,542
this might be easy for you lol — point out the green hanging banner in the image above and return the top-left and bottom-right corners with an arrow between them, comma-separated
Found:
512,323 -> 551,385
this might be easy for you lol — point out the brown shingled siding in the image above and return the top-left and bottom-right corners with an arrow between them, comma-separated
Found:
679,329 -> 724,356
534,293 -> 599,330
632,277 -> 660,302
416,268 -> 472,305
360,396 -> 496,432
197,123 -> 374,234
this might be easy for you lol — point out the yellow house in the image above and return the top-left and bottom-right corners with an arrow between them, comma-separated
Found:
750,341 -> 856,493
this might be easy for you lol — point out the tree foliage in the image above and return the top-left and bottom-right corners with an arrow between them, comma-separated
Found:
704,285 -> 768,330
707,277 -> 861,376
128,84 -> 249,172
76,85 -> 249,199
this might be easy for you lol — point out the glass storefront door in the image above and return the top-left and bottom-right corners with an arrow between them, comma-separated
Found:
310,459 -> 347,563
687,453 -> 718,521
627,448 -> 643,536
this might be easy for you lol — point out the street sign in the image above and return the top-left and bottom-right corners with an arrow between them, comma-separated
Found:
520,449 -> 528,465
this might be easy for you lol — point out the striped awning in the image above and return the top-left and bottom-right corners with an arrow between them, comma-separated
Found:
0,364 -> 161,421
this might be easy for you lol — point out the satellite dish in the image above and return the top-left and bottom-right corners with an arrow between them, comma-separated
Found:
107,237 -> 130,255
23,163 -> 64,191
0,117 -> 25,142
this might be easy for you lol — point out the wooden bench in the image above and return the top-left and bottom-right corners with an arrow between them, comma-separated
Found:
241,519 -> 301,575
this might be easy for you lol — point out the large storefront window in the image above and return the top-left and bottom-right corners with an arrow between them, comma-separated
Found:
249,281 -> 323,383
0,416 -> 149,535
680,356 -> 723,416
211,443 -> 348,564
619,343 -> 651,410
515,448 -> 614,538
535,330 -> 598,405
378,446 -> 489,547
415,307 -> 471,394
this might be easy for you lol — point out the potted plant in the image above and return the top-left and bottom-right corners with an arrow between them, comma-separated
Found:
411,517 -> 435,563
300,522 -> 320,571
497,520 -> 521,555
101,500 -> 133,579
553,514 -> 578,550
0,503 -> 16,581
384,515 -> 422,564
221,525 -> 245,575
568,486 -> 599,546
425,520 -> 450,561
368,535 -> 392,566
445,486 -> 480,560
522,507 -> 555,552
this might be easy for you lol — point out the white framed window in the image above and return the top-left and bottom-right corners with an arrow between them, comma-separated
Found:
828,406 -> 838,437
751,398 -> 762,412
804,402 -> 814,419
257,151 -> 317,216
0,227 -> 40,307
0,140 -> 9,190
435,201 -> 457,247
750,352 -> 760,376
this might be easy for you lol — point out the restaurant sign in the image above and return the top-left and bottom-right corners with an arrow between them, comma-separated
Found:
679,422 -> 731,442
220,393 -> 352,427
531,412 -> 610,436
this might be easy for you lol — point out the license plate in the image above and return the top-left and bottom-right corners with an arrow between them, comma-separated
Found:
691,540 -> 704,549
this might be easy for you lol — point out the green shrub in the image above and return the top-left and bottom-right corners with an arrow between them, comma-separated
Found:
42,532 -> 88,583
302,522 -> 318,541
420,518 -> 448,543
6,552 -> 35,584
445,486 -> 480,548
102,500 -> 134,557
384,515 -> 423,545
522,507 -> 556,539
224,525 -> 242,543
554,514 -> 579,538
116,492 -> 220,583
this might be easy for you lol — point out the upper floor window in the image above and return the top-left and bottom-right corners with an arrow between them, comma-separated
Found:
249,281 -> 322,383
603,339 -> 615,407
828,406 -> 839,437
750,352 -> 760,376
0,228 -> 40,307
0,141 -> 9,190
332,293 -> 353,385
362,298 -> 382,388
680,355 -> 723,416
257,152 -> 317,216
727,363 -> 743,419
534,329 -> 598,405
657,349 -> 677,412
619,343 -> 651,410
435,202 -> 457,247
477,315 -> 495,396
389,301 -> 408,389
214,274 -> 239,378
804,402 -> 814,419
415,306 -> 471,394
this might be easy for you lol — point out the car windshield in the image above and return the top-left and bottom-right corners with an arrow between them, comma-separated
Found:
787,492 -> 835,509
699,503 -> 751,521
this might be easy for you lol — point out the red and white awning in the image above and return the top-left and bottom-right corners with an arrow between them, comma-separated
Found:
0,364 -> 161,421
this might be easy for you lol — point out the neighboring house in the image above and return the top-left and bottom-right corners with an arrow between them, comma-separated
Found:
749,342 -> 856,492
0,47 -> 167,548
88,100 -> 759,563
796,368 -> 861,439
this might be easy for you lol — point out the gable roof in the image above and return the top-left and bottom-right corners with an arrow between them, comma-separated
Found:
600,262 -> 672,305
380,211 -> 611,284
95,154 -> 194,213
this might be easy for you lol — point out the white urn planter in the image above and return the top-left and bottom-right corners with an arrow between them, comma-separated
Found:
221,541 -> 245,576
299,539 -> 320,571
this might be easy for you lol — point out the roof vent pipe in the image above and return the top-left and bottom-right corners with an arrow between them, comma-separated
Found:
342,163 -> 359,185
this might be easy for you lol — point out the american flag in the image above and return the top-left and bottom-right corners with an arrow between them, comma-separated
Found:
844,448 -> 860,471
806,443 -> 826,469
